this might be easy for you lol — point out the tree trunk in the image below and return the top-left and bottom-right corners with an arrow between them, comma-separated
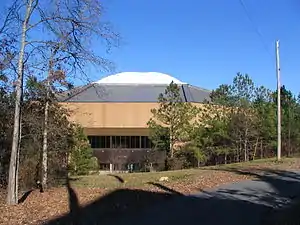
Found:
224,154 -> 227,164
252,137 -> 259,161
42,98 -> 49,188
15,120 -> 22,200
288,113 -> 291,157
7,0 -> 32,205
169,132 -> 174,158
244,129 -> 248,162
41,53 -> 55,189
244,140 -> 247,162
238,138 -> 242,162
170,144 -> 174,158
260,140 -> 263,159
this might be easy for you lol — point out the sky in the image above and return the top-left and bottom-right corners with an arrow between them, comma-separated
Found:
0,0 -> 299,94
95,0 -> 300,94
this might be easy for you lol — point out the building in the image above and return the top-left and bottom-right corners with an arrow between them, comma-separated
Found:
59,72 -> 210,171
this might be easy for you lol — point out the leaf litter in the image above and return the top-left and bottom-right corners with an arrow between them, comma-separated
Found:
0,158 -> 299,225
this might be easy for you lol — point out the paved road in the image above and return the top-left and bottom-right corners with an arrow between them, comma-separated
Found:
113,170 -> 300,225
47,169 -> 300,225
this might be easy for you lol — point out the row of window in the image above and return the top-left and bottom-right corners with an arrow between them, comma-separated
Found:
87,136 -> 152,149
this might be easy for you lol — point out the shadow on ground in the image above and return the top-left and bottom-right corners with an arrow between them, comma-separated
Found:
45,168 -> 300,225
18,190 -> 33,204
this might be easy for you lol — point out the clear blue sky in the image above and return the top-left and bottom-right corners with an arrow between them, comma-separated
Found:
98,0 -> 300,94
1,0 -> 299,94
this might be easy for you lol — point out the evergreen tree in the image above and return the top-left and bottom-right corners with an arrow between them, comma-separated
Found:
148,81 -> 198,158
68,126 -> 98,175
253,85 -> 276,159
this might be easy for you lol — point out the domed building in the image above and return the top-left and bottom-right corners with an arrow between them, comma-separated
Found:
59,72 -> 210,171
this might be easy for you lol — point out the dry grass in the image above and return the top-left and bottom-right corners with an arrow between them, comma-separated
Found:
71,157 -> 299,190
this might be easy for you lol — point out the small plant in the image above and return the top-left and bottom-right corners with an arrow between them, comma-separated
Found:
68,126 -> 99,175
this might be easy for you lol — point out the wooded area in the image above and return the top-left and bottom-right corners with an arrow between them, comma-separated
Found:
0,0 -> 119,205
148,73 -> 300,170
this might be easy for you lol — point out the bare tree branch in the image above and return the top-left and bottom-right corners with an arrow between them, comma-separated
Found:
0,0 -> 20,34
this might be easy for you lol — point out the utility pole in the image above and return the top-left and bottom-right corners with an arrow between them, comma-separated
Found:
276,40 -> 281,161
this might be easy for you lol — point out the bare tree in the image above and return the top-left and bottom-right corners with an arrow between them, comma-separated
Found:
2,0 -> 119,205
41,46 -> 58,189
6,0 -> 34,206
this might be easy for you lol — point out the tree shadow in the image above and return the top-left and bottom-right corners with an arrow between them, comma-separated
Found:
147,182 -> 184,196
18,190 -> 33,204
45,168 -> 300,225
17,180 -> 47,204
68,177 -> 80,182
107,174 -> 125,183
66,176 -> 81,222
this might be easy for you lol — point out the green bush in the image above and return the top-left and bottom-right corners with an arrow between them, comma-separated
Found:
68,126 -> 99,175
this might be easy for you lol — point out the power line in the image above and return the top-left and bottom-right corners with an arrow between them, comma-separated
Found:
238,0 -> 273,60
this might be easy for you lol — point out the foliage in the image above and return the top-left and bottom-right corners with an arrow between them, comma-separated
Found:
199,73 -> 300,164
149,72 -> 300,169
1,0 -> 120,204
147,121 -> 170,152
148,81 -> 198,159
0,77 -> 99,189
68,126 -> 99,175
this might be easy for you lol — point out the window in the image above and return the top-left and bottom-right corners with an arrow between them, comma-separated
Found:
125,136 -> 130,148
120,136 -> 126,148
130,136 -> 140,148
88,136 -> 151,149
88,136 -> 96,148
87,136 -> 111,148
141,136 -> 151,148
104,136 -> 111,148
112,136 -> 121,148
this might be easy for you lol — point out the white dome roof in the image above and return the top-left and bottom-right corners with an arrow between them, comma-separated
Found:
94,72 -> 186,85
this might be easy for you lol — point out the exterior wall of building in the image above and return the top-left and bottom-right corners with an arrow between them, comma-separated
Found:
60,102 -> 158,128
60,102 -> 205,171
84,128 -> 158,170
84,127 -> 150,136
60,102 -> 204,128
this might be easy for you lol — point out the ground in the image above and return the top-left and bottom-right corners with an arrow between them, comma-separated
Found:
0,157 -> 299,225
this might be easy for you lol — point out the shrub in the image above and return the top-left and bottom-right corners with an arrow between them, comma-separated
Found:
68,126 -> 99,175
166,155 -> 186,170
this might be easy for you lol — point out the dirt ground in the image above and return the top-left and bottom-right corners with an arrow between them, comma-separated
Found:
0,157 -> 299,225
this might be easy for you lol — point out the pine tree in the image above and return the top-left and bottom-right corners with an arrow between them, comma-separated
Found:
148,81 -> 198,158
68,126 -> 98,175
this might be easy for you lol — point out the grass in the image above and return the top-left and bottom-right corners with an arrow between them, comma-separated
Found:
0,157 -> 299,225
71,157 -> 299,190
71,169 -> 197,189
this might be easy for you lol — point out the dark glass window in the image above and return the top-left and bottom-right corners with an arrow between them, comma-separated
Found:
112,136 -> 121,148
87,136 -> 111,148
105,136 -> 111,148
130,136 -> 140,148
88,136 -> 152,149
125,136 -> 130,148
141,136 -> 151,148
99,136 -> 105,148
88,136 -> 95,148
120,136 -> 126,148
